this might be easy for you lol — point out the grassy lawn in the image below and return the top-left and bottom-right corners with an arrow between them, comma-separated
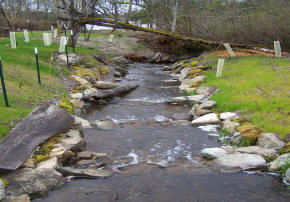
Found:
201,54 -> 290,138
0,32 -> 100,139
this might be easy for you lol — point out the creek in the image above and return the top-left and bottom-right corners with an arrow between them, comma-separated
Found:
37,63 -> 289,202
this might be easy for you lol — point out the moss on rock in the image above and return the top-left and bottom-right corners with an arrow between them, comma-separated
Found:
58,98 -> 74,114
33,154 -> 51,163
99,65 -> 110,75
0,177 -> 8,188
190,80 -> 203,88
238,123 -> 261,145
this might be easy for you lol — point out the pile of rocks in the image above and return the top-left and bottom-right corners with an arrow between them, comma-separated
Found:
163,58 -> 290,184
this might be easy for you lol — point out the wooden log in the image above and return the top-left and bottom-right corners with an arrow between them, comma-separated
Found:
0,104 -> 74,172
82,85 -> 139,101
77,17 -> 262,49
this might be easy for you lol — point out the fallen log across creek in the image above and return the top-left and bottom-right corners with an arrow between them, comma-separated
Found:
82,85 -> 139,102
0,104 -> 74,172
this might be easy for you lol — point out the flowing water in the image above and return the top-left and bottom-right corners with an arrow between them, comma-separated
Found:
37,63 -> 289,202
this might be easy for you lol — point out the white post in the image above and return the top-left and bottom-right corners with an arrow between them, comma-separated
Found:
10,32 -> 16,49
53,29 -> 57,38
223,43 -> 235,57
59,36 -> 66,53
51,26 -> 54,32
108,34 -> 114,43
48,33 -> 52,45
24,29 -> 29,42
34,47 -> 38,54
274,41 -> 282,58
216,58 -> 225,77
43,33 -> 50,46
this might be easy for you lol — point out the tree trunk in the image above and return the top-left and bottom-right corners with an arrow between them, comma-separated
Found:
171,0 -> 178,33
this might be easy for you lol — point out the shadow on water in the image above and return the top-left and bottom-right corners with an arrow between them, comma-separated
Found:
35,63 -> 290,202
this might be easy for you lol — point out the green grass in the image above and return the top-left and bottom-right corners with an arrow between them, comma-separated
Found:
0,31 -> 102,139
201,54 -> 290,137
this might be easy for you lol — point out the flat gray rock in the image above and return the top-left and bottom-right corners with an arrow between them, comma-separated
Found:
235,146 -> 277,157
94,81 -> 120,89
166,95 -> 205,105
257,133 -> 286,149
213,153 -> 266,172
0,105 -> 74,172
201,148 -> 228,160
57,167 -> 111,178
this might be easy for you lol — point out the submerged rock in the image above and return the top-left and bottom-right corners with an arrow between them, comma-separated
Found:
4,168 -> 63,199
91,120 -> 119,129
213,153 -> 266,172
235,146 -> 277,157
166,95 -> 205,105
172,113 -> 192,121
57,167 -> 111,178
201,148 -> 228,160
192,113 -> 221,126
269,153 -> 290,171
257,133 -> 286,149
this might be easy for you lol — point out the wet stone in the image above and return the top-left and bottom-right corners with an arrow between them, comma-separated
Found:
172,113 -> 192,121
213,153 -> 266,172
76,160 -> 96,166
201,148 -> 228,160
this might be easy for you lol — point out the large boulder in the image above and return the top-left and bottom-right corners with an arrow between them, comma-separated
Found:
269,153 -> 290,171
235,146 -> 277,157
0,105 -> 74,171
0,178 -> 5,200
4,168 -> 63,199
257,133 -> 286,149
179,76 -> 205,90
213,153 -> 266,172
201,148 -> 228,160
192,113 -> 221,126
